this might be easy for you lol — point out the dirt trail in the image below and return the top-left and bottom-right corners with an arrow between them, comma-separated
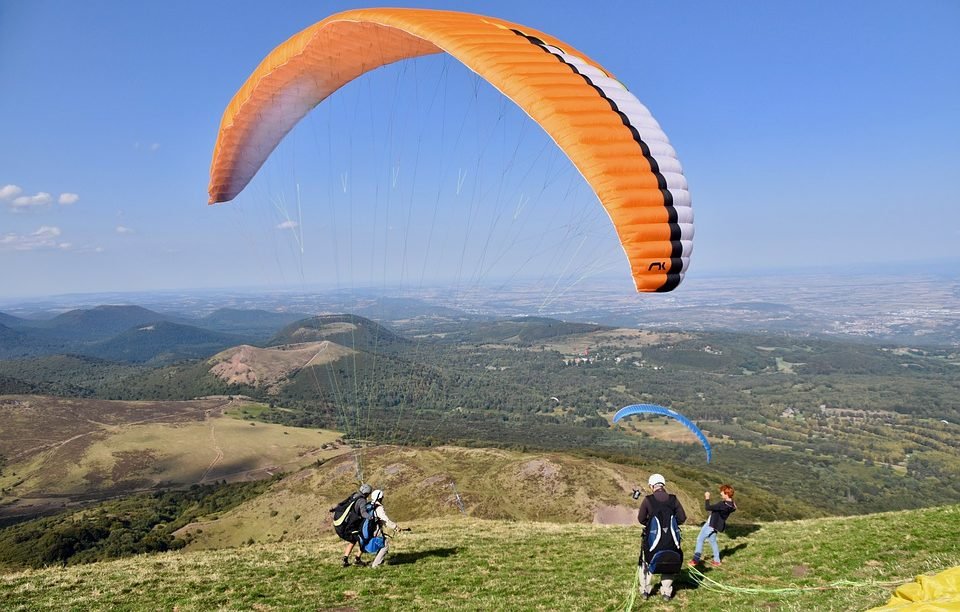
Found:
13,431 -> 94,460
199,408 -> 225,483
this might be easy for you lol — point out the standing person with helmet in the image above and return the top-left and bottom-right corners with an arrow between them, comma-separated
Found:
332,483 -> 372,567
361,489 -> 402,568
636,473 -> 687,601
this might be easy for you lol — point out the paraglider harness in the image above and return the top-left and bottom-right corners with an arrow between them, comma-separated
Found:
332,494 -> 408,556
331,494 -> 388,554
359,508 -> 386,554
359,501 -> 412,554
640,493 -> 684,575
331,492 -> 365,543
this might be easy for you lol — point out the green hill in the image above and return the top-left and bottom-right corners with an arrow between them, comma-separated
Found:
2,503 -> 956,610
0,323 -> 68,360
85,321 -> 244,364
37,305 -> 176,341
199,308 -> 309,339
0,355 -> 140,396
0,306 -> 237,360
268,314 -> 410,353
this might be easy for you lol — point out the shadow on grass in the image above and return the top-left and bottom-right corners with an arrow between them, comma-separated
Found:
677,542 -> 750,593
719,542 -> 748,560
387,547 -> 459,565
725,523 -> 762,539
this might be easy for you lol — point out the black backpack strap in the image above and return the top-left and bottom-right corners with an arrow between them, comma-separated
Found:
646,494 -> 677,522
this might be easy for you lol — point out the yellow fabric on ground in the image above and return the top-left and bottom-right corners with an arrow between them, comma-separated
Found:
867,566 -> 960,611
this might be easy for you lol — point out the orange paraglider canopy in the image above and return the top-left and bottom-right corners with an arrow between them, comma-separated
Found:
209,8 -> 693,292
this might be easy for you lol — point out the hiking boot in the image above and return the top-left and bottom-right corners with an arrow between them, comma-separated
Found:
353,557 -> 367,566
710,560 -> 722,567
341,557 -> 350,568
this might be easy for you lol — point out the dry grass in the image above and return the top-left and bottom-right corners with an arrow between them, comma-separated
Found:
0,396 -> 344,519
3,505 -> 958,611
175,445 -> 707,551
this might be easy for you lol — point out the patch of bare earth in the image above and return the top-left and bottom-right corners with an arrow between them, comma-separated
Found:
207,341 -> 356,391
593,504 -> 637,525
418,474 -> 452,489
514,458 -> 568,496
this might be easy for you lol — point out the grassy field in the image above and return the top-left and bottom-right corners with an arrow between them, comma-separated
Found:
2,504 -> 957,611
173,445 -> 814,552
175,445 -> 702,551
0,396 -> 344,521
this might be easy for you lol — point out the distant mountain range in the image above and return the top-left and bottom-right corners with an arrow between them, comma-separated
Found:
0,304 -> 614,408
33,305 -> 183,341
1,301 -> 594,365
4,270 -> 959,346
0,305 -> 304,363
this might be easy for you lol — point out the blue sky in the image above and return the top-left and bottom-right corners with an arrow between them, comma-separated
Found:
1,0 -> 958,300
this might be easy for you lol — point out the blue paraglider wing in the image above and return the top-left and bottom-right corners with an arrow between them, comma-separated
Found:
613,404 -> 712,463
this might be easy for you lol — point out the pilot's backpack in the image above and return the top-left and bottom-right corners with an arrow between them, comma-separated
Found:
330,493 -> 364,541
640,494 -> 683,574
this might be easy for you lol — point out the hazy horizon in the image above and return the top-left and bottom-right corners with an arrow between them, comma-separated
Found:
0,256 -> 957,306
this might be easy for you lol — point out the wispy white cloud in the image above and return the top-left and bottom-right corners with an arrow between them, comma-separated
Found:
32,225 -> 59,238
3,187 -> 80,212
115,225 -> 134,234
150,143 -> 160,152
277,220 -> 298,230
0,184 -> 23,200
0,226 -> 68,251
10,192 -> 53,212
